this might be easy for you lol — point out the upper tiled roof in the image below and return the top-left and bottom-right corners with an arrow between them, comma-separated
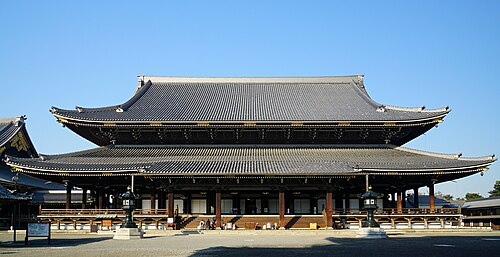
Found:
5,144 -> 495,176
51,76 -> 450,123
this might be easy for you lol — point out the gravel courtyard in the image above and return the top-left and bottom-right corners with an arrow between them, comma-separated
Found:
1,231 -> 499,257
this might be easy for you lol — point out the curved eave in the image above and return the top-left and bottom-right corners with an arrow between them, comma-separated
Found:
7,162 -> 142,176
359,163 -> 494,174
51,111 -> 449,126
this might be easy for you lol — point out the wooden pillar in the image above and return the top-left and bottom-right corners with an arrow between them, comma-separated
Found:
279,190 -> 285,229
232,193 -> 240,214
261,193 -> 269,214
309,192 -> 316,214
334,191 -> 343,212
168,192 -> 174,218
402,190 -> 406,208
215,190 -> 221,229
326,191 -> 333,229
413,187 -> 419,208
344,191 -> 350,211
382,192 -> 389,208
65,181 -> 72,210
397,191 -> 403,214
185,193 -> 191,214
98,188 -> 104,210
157,190 -> 163,210
150,189 -> 156,213
81,188 -> 87,209
429,183 -> 435,213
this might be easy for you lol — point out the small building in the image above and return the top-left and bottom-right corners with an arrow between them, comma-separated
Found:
0,117 -> 66,229
462,197 -> 500,230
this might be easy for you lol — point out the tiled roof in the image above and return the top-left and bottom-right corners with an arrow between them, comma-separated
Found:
51,76 -> 450,123
0,167 -> 65,190
462,197 -> 500,209
0,184 -> 32,201
0,116 -> 37,157
0,117 -> 24,147
5,145 -> 495,176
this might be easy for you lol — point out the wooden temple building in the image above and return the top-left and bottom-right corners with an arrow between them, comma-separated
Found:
3,75 -> 496,230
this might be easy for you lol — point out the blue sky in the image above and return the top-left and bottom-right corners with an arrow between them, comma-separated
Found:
1,1 -> 499,198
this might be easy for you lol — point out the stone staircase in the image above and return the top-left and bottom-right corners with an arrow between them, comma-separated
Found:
178,215 -> 325,229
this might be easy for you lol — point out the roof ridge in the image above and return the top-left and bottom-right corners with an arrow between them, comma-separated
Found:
138,75 -> 363,84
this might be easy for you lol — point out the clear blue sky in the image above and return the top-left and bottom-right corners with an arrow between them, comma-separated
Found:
1,1 -> 499,198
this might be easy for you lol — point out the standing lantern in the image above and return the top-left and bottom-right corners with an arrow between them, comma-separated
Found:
360,186 -> 383,228
356,186 -> 387,238
120,185 -> 138,228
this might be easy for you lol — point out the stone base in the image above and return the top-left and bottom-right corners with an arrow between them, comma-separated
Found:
113,228 -> 143,240
356,227 -> 388,239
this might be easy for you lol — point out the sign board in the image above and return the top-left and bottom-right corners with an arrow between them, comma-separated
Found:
27,223 -> 50,237
102,219 -> 113,227
25,222 -> 51,245
167,217 -> 174,224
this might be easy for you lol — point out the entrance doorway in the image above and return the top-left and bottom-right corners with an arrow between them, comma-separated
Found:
244,199 -> 257,214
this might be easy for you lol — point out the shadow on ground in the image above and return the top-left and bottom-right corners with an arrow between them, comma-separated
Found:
188,236 -> 500,257
0,236 -> 112,248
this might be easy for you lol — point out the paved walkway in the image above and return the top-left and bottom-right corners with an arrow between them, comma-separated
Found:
1,231 -> 499,257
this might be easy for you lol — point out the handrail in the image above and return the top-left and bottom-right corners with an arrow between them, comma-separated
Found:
39,208 -> 169,216
39,208 -> 460,216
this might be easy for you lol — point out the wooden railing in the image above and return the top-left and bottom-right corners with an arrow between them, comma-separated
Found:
39,208 -> 168,216
36,208 -> 463,230
39,208 -> 460,216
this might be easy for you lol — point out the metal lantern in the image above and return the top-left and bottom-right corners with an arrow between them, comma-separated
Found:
359,186 -> 384,228
120,185 -> 138,228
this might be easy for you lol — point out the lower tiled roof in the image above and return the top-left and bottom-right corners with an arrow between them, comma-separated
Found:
4,145 -> 495,176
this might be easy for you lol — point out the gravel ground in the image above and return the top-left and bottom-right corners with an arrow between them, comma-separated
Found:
1,231 -> 499,257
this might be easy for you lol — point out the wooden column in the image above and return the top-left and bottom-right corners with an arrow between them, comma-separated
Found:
65,181 -> 72,210
150,189 -> 156,213
402,191 -> 406,208
344,191 -> 350,211
397,191 -> 403,214
81,187 -> 87,209
326,191 -> 333,229
429,183 -> 435,213
232,193 -> 240,214
168,192 -> 174,218
309,192 -> 316,214
334,191 -> 343,212
215,190 -> 221,229
185,193 -> 192,214
157,190 -> 163,210
413,187 -> 419,208
98,189 -> 104,209
279,190 -> 285,229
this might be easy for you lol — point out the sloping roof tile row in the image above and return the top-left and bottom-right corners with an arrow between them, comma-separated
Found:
51,76 -> 449,123
5,145 -> 494,176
